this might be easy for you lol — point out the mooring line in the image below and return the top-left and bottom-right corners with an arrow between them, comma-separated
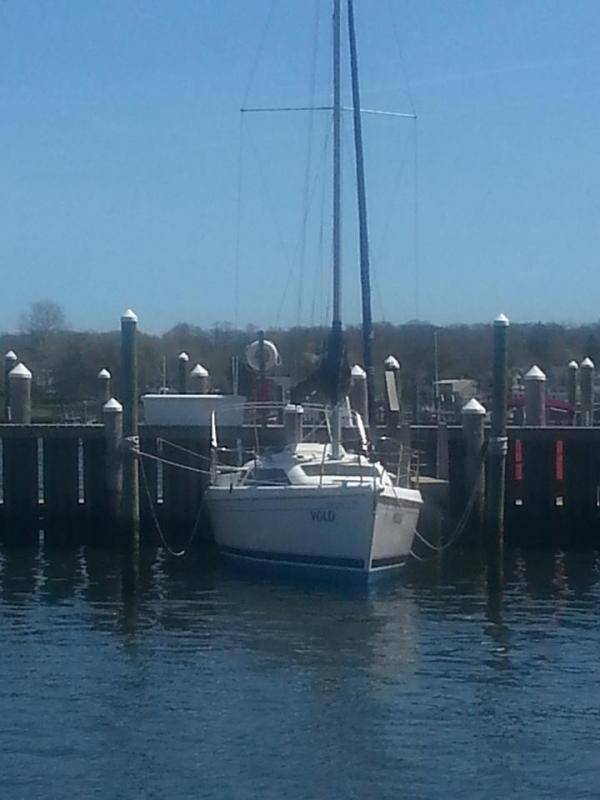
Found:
157,438 -> 212,463
407,441 -> 488,560
132,447 -> 211,476
139,453 -> 206,558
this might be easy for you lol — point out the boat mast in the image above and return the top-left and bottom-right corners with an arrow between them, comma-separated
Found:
331,0 -> 342,459
333,0 -> 342,327
347,0 -> 377,438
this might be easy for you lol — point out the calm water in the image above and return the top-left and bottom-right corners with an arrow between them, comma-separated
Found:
0,544 -> 598,799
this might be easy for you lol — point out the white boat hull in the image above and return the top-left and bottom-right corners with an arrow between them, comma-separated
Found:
206,484 -> 422,575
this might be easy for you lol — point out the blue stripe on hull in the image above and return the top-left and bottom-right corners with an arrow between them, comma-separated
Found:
371,555 -> 406,569
220,545 -> 364,570
219,546 -> 407,576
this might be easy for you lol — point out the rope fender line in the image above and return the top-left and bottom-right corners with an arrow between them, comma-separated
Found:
130,447 -> 212,476
407,440 -> 489,560
157,437 -> 212,463
138,451 -> 208,558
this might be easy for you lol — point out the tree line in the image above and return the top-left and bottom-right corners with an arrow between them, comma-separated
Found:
4,301 -> 600,406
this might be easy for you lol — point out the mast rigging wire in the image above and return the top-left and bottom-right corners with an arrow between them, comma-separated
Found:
233,114 -> 245,329
296,0 -> 322,327
370,122 -> 415,321
412,120 -> 421,320
310,147 -> 331,329
241,0 -> 278,109
246,123 -> 297,282
311,23 -> 334,331
386,0 -> 418,119
274,125 -> 332,327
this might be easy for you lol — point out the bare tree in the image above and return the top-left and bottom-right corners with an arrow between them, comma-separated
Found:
19,300 -> 67,336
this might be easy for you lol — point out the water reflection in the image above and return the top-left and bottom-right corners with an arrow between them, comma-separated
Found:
0,541 -> 598,799
0,541 -> 598,617
563,549 -> 599,597
39,545 -> 83,604
0,543 -> 40,603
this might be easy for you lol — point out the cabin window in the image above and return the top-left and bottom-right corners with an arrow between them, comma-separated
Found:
302,463 -> 378,478
245,468 -> 291,486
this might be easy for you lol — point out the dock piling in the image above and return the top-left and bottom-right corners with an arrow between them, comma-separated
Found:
284,404 -> 304,447
103,398 -> 123,523
97,369 -> 111,420
120,309 -> 140,591
524,365 -> 546,426
190,363 -> 210,394
9,363 -> 32,424
462,398 -> 486,532
349,364 -> 368,426
486,314 -> 509,594
4,351 -> 17,421
580,357 -> 594,426
436,420 -> 449,481
567,360 -> 578,425
178,352 -> 189,394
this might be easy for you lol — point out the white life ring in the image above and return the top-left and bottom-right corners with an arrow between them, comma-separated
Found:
246,339 -> 281,372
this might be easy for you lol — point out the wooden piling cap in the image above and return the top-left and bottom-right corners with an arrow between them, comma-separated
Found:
4,350 -> 17,361
384,355 -> 400,371
97,368 -> 111,380
462,398 -> 486,415
494,313 -> 510,327
351,364 -> 366,379
568,360 -> 579,370
581,357 -> 594,369
178,351 -> 190,362
9,363 -> 32,379
191,363 -> 209,376
103,398 -> 123,413
525,365 -> 546,381
121,308 -> 138,323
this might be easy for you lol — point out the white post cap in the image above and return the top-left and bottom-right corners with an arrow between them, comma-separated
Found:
462,398 -> 486,415
581,357 -> 595,369
9,363 -> 32,379
121,309 -> 138,323
384,355 -> 400,371
494,313 -> 510,327
525,365 -> 546,382
97,368 -> 111,380
5,350 -> 17,360
191,363 -> 209,377
178,352 -> 190,362
351,364 -> 366,379
568,360 -> 579,369
103,398 -> 123,413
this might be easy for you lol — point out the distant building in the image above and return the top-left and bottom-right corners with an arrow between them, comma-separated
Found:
435,379 -> 477,418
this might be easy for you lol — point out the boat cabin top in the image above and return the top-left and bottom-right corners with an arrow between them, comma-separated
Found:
214,442 -> 394,490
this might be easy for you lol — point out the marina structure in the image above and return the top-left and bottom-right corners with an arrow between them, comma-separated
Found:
1,305 -> 600,558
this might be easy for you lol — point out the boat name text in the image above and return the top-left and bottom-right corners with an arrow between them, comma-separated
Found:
311,510 -> 336,523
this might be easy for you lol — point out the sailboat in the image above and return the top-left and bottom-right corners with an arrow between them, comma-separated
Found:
206,0 -> 422,577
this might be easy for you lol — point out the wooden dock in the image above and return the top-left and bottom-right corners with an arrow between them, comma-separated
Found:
414,424 -> 600,546
0,423 -> 209,546
0,422 -> 598,548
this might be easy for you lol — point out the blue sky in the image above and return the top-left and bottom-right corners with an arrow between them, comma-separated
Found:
1,0 -> 599,333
